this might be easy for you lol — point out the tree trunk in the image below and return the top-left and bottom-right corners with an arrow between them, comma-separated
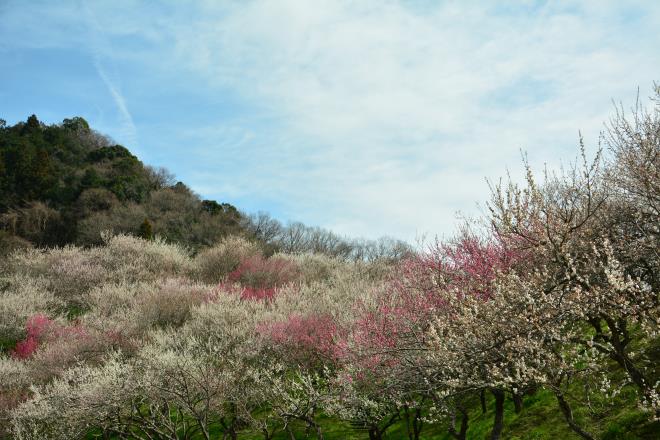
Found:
403,405 -> 423,440
591,316 -> 657,416
490,389 -> 505,440
286,425 -> 296,440
222,428 -> 238,440
512,390 -> 523,414
412,407 -> 423,440
554,389 -> 595,440
606,317 -> 649,392
368,426 -> 382,440
300,416 -> 323,440
448,405 -> 469,440
480,389 -> 487,414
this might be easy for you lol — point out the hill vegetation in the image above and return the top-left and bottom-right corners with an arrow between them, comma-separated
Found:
0,115 -> 410,259
0,86 -> 658,439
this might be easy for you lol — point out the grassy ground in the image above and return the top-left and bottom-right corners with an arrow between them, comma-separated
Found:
85,335 -> 660,439
85,383 -> 657,439
236,386 -> 658,439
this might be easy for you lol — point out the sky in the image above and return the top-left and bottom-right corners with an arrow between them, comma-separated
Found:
1,0 -> 659,242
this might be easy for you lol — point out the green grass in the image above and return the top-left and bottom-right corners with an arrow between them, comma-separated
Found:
241,383 -> 658,439
86,386 -> 658,440
85,333 -> 660,439
231,386 -> 658,439
0,334 -> 19,354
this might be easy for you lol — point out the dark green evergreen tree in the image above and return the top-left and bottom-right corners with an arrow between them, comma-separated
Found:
138,218 -> 153,240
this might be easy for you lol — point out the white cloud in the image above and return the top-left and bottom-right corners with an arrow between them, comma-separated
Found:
163,0 -> 660,240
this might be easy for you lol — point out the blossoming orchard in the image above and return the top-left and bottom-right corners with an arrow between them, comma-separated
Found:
1,88 -> 659,439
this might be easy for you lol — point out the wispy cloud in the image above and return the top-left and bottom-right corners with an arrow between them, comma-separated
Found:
83,2 -> 138,148
92,59 -> 137,146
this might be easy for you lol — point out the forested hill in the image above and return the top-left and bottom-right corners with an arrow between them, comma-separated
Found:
0,115 -> 411,259
0,114 -> 243,250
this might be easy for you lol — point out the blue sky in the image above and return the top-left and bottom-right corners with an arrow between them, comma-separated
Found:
1,1 -> 659,242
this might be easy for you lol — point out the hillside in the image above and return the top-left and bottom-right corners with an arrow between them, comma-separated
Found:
1,88 -> 659,440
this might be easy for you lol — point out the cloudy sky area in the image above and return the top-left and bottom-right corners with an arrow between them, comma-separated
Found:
1,0 -> 659,241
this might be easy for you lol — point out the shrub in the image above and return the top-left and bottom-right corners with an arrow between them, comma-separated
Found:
0,231 -> 32,257
11,314 -> 55,359
134,278 -> 209,328
258,313 -> 345,367
193,235 -> 261,283
227,254 -> 299,289
28,326 -> 109,382
10,355 -> 140,440
138,218 -> 153,240
101,233 -> 194,281
0,357 -> 31,438
0,276 -> 62,353
287,253 -> 343,284
5,246 -> 107,309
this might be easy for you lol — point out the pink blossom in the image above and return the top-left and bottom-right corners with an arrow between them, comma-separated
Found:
240,286 -> 278,301
11,337 -> 39,360
213,254 -> 299,302
213,282 -> 279,302
10,314 -> 89,360
25,314 -> 55,340
258,313 -> 346,365
227,255 -> 299,289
